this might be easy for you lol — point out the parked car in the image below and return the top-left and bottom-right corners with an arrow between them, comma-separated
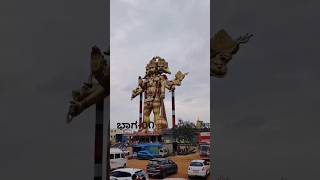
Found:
123,150 -> 130,157
199,143 -> 210,157
132,152 -> 137,159
110,168 -> 149,180
110,148 -> 127,170
177,145 -> 194,155
146,158 -> 178,178
137,150 -> 157,160
159,147 -> 169,157
187,159 -> 210,178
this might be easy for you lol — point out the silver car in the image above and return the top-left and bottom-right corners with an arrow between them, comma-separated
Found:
110,168 -> 149,180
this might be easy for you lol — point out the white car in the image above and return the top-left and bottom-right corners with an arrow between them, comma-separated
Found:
187,160 -> 210,178
110,148 -> 127,170
110,168 -> 149,180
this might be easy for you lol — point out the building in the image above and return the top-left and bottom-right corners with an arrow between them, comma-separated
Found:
122,130 -> 162,145
196,117 -> 210,131
110,129 -> 124,144
196,117 -> 203,129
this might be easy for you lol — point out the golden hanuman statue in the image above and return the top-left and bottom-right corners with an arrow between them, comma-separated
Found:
131,56 -> 188,132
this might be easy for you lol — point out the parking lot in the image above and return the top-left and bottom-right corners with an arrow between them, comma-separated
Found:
127,153 -> 211,179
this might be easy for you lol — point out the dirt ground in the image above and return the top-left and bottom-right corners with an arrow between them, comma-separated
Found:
127,153 -> 211,180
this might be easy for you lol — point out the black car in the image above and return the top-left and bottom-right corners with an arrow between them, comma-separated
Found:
146,158 -> 178,178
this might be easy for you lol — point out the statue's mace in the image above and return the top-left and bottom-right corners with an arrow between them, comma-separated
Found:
66,46 -> 110,180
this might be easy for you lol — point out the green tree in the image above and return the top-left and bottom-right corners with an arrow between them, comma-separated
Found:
172,119 -> 197,143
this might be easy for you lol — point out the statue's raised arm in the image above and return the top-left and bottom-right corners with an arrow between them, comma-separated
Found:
173,71 -> 188,86
165,71 -> 188,91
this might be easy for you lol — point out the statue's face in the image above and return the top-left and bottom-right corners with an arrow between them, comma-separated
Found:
145,59 -> 158,75
149,64 -> 156,74
157,58 -> 171,74
146,64 -> 156,76
211,52 -> 232,77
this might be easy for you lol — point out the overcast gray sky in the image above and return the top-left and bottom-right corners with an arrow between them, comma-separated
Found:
1,0 -> 320,179
110,0 -> 210,129
212,0 -> 320,179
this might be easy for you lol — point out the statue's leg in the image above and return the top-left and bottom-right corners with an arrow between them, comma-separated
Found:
143,102 -> 152,130
153,99 -> 161,126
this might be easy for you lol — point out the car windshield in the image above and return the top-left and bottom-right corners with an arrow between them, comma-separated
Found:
190,162 -> 203,167
111,171 -> 131,177
200,145 -> 209,151
134,170 -> 146,177
160,160 -> 168,165
148,160 -> 159,165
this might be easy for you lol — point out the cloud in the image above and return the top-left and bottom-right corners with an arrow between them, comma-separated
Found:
110,0 -> 210,128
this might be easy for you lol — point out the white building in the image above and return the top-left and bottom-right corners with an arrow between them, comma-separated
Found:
110,129 -> 123,144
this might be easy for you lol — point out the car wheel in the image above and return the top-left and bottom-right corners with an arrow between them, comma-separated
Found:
161,171 -> 166,178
